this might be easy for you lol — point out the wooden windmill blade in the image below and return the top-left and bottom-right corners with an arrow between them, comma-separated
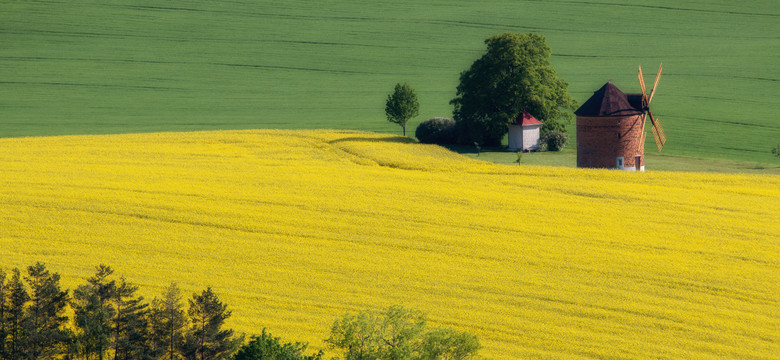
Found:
640,114 -> 648,152
648,111 -> 666,152
639,63 -> 666,152
638,65 -> 648,104
648,63 -> 662,104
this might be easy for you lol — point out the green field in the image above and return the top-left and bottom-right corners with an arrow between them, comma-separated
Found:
454,146 -> 780,174
2,0 -> 779,165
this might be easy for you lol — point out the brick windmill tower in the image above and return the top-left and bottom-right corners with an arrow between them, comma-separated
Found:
575,64 -> 666,171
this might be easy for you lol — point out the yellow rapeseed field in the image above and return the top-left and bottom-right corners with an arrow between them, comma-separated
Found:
1,130 -> 778,359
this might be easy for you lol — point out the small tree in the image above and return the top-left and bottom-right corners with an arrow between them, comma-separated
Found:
233,329 -> 322,360
541,130 -> 568,151
515,151 -> 523,164
419,328 -> 480,360
326,305 -> 479,360
385,83 -> 420,136
772,143 -> 780,162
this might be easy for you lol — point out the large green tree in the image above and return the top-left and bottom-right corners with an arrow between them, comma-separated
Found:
385,83 -> 420,136
450,32 -> 577,146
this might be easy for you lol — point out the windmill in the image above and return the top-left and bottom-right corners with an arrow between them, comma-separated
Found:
637,64 -> 666,152
575,64 -> 668,170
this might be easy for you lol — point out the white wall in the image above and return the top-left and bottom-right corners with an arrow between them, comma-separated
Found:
509,124 -> 541,151
523,125 -> 541,151
507,125 -> 524,151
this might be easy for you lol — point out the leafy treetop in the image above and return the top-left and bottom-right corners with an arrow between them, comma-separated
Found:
385,83 -> 420,136
451,32 -> 577,146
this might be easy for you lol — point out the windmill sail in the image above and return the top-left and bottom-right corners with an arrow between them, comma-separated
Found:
638,64 -> 665,152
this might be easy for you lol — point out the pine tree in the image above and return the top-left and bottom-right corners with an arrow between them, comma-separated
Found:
72,265 -> 116,360
23,262 -> 70,360
5,268 -> 29,360
182,287 -> 240,360
113,277 -> 154,360
150,282 -> 186,360
0,268 -> 8,359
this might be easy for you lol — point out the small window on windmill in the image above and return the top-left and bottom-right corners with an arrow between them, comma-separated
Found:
616,157 -> 624,169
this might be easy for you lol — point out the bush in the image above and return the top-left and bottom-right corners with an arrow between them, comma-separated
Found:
415,117 -> 457,144
234,329 -> 322,360
542,130 -> 568,151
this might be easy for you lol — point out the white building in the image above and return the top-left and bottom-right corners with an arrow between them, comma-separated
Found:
507,110 -> 543,152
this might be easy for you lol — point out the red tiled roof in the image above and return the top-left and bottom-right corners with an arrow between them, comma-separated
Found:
512,110 -> 543,126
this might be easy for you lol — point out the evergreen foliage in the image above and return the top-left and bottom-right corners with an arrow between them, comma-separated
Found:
4,268 -> 29,360
1,263 -> 481,360
385,83 -> 420,136
0,263 -> 243,360
113,277 -> 155,360
72,265 -> 116,360
23,262 -> 70,359
182,287 -> 241,360
451,33 -> 576,146
150,283 -> 187,360
0,268 -> 7,359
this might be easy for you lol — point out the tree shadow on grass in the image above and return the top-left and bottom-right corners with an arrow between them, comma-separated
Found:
442,144 -> 506,156
326,135 -> 510,158
327,136 -> 418,145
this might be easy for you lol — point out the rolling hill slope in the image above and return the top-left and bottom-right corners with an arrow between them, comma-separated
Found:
2,0 -> 779,163
1,130 -> 778,359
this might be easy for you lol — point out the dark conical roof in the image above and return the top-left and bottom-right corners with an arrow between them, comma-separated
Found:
575,82 -> 644,116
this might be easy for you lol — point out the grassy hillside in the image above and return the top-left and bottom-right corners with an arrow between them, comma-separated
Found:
2,0 -> 779,164
452,146 -> 780,174
1,130 -> 778,359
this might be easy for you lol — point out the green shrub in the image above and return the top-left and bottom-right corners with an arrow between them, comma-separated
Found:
542,130 -> 568,151
415,117 -> 457,144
